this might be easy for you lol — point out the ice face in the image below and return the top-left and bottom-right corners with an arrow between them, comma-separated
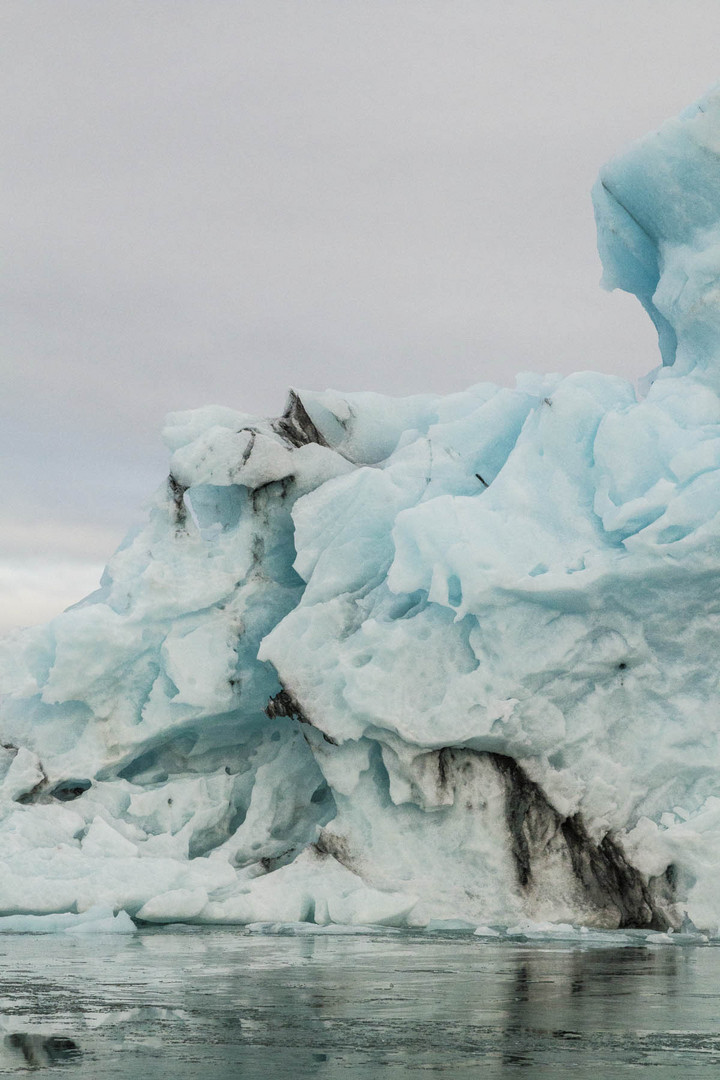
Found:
4,90 -> 720,933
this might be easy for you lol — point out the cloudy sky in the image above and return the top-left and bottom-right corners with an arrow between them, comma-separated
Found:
3,1 -> 720,633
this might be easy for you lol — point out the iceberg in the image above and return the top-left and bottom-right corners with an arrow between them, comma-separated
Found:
4,88 -> 720,932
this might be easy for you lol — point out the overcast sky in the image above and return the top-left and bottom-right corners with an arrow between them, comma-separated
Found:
3,0 -> 720,634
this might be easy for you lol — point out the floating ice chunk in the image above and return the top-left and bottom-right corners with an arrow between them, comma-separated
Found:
245,921 -> 393,935
66,907 -> 136,934
505,921 -> 579,940
0,906 -> 135,934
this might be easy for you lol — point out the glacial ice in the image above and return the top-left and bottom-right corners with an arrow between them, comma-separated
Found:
4,88 -> 720,933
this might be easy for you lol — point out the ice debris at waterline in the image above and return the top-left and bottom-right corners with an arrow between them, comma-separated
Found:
5,90 -> 720,935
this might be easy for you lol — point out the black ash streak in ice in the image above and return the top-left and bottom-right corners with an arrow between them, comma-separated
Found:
265,687 -> 339,746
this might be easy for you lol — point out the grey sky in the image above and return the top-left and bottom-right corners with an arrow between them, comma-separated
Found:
3,1 -> 720,632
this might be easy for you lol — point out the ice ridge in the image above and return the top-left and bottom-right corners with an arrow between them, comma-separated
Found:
4,89 -> 720,931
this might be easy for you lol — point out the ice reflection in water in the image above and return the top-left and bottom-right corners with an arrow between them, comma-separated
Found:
0,929 -> 718,1076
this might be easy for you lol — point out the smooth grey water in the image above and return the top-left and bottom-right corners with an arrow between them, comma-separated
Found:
0,928 -> 719,1077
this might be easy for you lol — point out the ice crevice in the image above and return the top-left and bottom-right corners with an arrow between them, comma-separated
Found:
6,88 -> 720,931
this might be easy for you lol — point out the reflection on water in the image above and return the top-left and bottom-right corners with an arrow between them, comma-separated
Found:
0,928 -> 719,1077
5,1033 -> 80,1068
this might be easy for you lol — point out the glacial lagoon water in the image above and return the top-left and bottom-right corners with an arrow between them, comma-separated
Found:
1,927 -> 720,1077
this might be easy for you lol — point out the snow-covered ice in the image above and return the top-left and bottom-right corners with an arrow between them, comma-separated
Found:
4,89 -> 720,933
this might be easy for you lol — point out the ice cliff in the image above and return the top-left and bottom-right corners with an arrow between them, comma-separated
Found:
4,89 -> 720,932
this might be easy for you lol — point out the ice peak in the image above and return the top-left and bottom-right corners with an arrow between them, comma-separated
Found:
594,84 -> 720,383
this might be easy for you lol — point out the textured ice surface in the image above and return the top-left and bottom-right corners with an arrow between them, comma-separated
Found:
4,90 -> 720,932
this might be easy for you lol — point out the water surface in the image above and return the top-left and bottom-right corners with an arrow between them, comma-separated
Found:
1,927 -> 719,1077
